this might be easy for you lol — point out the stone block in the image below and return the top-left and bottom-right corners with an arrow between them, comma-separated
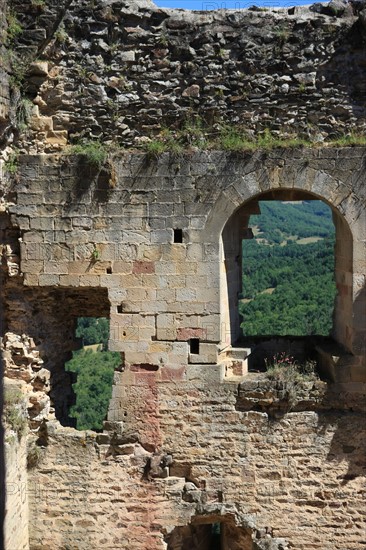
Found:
45,130 -> 68,145
79,274 -> 101,286
189,343 -> 218,364
112,261 -> 133,274
38,274 -> 60,286
44,261 -> 68,274
23,273 -> 39,286
176,288 -> 197,302
59,275 -> 80,287
132,260 -> 155,274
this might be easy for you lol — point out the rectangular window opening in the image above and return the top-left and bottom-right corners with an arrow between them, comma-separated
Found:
173,229 -> 183,243
189,338 -> 200,354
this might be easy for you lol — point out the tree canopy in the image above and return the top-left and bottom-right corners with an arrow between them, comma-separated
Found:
240,200 -> 336,336
66,317 -> 120,431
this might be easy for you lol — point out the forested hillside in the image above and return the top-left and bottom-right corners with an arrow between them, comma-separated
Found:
240,201 -> 337,336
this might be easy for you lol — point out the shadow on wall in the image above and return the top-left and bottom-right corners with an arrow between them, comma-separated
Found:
319,280 -> 366,484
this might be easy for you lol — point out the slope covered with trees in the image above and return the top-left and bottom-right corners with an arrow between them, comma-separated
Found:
240,201 -> 336,336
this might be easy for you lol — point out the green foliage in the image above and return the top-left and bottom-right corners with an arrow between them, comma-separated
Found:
16,98 -> 33,130
275,27 -> 290,46
54,23 -> 68,43
10,61 -> 28,89
158,32 -> 168,47
182,116 -> 208,148
90,246 -> 100,262
145,139 -> 170,157
66,349 -> 120,431
76,317 -> 109,350
219,127 -> 256,151
6,11 -> 22,43
140,121 -> 365,156
240,201 -> 336,336
27,441 -> 42,469
67,318 -> 120,430
331,133 -> 366,147
31,0 -> 46,9
3,387 -> 27,440
68,141 -> 107,169
4,150 -> 19,175
145,130 -> 183,157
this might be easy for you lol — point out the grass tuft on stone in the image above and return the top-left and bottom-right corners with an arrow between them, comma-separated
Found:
67,141 -> 107,169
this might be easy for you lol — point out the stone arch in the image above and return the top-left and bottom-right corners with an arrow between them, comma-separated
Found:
219,188 -> 353,354
200,156 -> 365,373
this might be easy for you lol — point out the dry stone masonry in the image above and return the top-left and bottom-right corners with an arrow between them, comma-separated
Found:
0,0 -> 366,549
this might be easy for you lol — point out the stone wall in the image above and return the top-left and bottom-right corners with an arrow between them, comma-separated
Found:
1,0 -> 366,548
26,378 -> 366,550
0,0 -> 10,127
5,0 -> 366,152
3,146 -> 366,549
4,432 -> 29,550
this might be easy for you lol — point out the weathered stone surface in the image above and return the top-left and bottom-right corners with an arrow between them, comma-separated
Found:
2,0 -> 366,153
1,1 -> 366,549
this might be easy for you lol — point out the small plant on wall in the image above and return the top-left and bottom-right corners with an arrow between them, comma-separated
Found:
3,386 -> 27,441
265,353 -> 318,411
67,141 -> 107,170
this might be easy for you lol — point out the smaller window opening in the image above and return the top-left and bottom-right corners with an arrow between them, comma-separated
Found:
106,266 -> 113,274
190,338 -> 200,354
117,304 -> 123,314
173,228 -> 183,243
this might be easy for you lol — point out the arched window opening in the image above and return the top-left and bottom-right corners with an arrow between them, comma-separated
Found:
240,200 -> 336,335
220,189 -> 353,374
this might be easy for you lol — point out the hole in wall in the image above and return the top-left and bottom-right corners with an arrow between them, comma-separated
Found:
240,199 -> 336,339
106,266 -> 113,274
1,283 -> 113,428
165,514 -> 254,550
65,316 -> 121,431
189,338 -> 200,354
174,228 -> 183,243
221,190 -> 353,371
117,304 -> 123,314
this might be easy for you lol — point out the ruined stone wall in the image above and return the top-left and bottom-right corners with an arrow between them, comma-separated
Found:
0,0 -> 10,127
1,1 -> 366,548
5,0 -> 366,152
26,378 -> 366,550
4,147 -> 366,549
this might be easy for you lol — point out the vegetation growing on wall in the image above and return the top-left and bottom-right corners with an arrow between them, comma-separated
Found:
3,386 -> 27,441
240,201 -> 336,336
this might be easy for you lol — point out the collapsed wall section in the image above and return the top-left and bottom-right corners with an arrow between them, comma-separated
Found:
0,2 -> 366,547
4,0 -> 366,152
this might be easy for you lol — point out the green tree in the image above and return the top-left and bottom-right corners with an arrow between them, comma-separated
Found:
65,349 -> 121,430
76,317 -> 109,350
